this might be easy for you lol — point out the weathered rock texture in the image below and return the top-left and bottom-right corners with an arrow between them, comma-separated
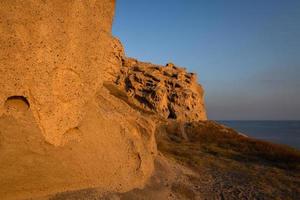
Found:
0,0 -> 157,199
0,0 -> 116,146
113,58 -> 207,121
0,0 -> 207,199
0,87 -> 157,200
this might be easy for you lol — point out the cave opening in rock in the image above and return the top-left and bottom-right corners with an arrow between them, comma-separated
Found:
167,105 -> 177,119
5,96 -> 30,110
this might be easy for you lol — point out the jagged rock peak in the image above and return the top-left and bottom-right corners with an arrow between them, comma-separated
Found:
114,57 -> 207,121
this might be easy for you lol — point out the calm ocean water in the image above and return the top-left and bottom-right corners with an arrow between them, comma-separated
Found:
218,121 -> 300,150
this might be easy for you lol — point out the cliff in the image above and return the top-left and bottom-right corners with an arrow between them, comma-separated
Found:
0,0 -> 115,145
114,58 -> 207,121
0,1 -> 156,199
102,38 -> 207,122
0,0 -> 207,199
1,1 -> 297,200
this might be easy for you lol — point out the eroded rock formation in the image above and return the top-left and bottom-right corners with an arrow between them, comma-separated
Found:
0,1 -> 157,199
0,0 -> 207,199
113,58 -> 207,121
0,0 -> 115,146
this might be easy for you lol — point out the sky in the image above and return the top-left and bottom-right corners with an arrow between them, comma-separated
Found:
112,0 -> 300,120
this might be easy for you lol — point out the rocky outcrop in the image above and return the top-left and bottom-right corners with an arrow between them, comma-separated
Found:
3,0 -> 296,200
0,0 -> 116,146
0,87 -> 158,200
0,0 -> 207,199
113,58 -> 207,121
0,1 -> 157,199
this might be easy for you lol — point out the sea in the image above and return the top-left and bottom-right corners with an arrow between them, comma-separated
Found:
218,121 -> 300,150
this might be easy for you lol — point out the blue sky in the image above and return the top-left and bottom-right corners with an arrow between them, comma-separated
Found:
113,0 -> 300,120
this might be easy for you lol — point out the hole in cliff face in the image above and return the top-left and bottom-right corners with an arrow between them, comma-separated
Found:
5,96 -> 30,112
168,105 -> 177,119
168,111 -> 177,119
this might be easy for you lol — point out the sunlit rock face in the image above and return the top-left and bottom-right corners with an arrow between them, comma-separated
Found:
0,1 -> 157,199
0,0 -> 115,145
112,58 -> 207,121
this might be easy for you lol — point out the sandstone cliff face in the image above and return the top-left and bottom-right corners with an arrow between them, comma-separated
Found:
102,37 -> 207,122
0,86 -> 157,200
0,1 -> 156,199
0,0 -> 115,146
113,58 -> 207,121
0,0 -> 207,199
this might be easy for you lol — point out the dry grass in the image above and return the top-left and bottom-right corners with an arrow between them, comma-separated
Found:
158,120 -> 300,170
156,120 -> 300,199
